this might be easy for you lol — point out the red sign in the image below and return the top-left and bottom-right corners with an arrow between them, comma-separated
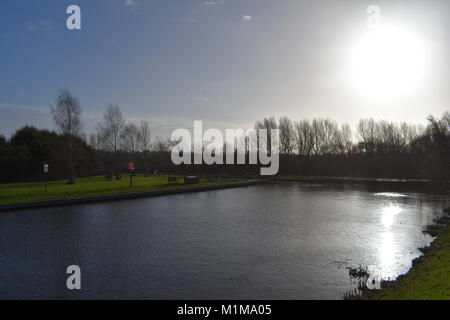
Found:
128,161 -> 135,171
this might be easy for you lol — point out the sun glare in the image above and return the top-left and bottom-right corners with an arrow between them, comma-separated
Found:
348,27 -> 427,99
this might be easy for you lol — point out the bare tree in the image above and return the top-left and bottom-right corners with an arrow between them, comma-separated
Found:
139,120 -> 151,176
310,118 -> 322,155
279,116 -> 295,155
294,120 -> 313,157
255,117 -> 278,155
340,123 -> 354,154
375,121 -> 402,154
97,104 -> 125,179
153,136 -> 172,152
427,112 -> 450,148
357,119 -> 376,154
50,88 -> 82,184
121,122 -> 141,162
320,119 -> 341,155
88,133 -> 98,150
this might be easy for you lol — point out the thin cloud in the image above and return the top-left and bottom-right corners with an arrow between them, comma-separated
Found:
241,15 -> 252,21
124,0 -> 139,12
27,20 -> 54,32
0,103 -> 48,113
203,0 -> 226,7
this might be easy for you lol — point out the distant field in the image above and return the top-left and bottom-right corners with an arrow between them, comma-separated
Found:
0,175 -> 240,206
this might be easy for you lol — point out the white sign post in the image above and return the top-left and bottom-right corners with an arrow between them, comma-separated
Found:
43,163 -> 49,192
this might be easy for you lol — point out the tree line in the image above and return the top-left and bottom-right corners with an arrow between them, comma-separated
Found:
262,115 -> 449,157
0,89 -> 448,183
254,114 -> 449,179
0,89 -> 172,183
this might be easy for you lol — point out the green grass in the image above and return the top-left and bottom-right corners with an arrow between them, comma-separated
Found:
354,213 -> 450,300
0,175 -> 241,206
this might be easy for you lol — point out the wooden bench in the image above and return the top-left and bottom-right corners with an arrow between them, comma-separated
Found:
184,176 -> 200,185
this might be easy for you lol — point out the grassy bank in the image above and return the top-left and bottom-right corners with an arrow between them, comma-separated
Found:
352,209 -> 450,300
0,175 -> 241,206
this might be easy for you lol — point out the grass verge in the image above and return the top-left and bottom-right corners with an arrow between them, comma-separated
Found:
0,175 -> 241,206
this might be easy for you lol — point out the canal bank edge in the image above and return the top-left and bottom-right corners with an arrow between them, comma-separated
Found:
348,208 -> 450,300
0,180 -> 267,212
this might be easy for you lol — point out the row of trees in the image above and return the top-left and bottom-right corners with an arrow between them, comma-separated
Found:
49,89 -> 170,183
259,116 -> 445,157
0,88 -> 448,183
0,89 -> 174,183
0,126 -> 96,183
254,114 -> 449,179
92,105 -> 152,179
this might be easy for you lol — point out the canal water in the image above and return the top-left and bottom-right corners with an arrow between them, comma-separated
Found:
0,182 -> 447,299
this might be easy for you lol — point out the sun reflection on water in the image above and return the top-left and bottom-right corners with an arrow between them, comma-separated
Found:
381,203 -> 403,227
379,231 -> 396,272
378,203 -> 403,278
374,192 -> 408,198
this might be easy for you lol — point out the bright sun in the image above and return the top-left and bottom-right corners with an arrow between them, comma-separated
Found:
348,27 -> 427,99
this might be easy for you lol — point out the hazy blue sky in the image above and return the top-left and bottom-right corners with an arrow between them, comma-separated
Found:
0,0 -> 448,137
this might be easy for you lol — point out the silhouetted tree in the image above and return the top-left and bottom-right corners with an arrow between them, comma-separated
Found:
49,88 -> 82,184
294,119 -> 314,157
97,104 -> 125,179
340,123 -> 354,154
255,117 -> 277,156
139,120 -> 151,176
279,116 -> 295,155
121,122 -> 140,162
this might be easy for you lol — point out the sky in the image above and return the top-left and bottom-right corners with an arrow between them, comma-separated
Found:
0,0 -> 449,138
